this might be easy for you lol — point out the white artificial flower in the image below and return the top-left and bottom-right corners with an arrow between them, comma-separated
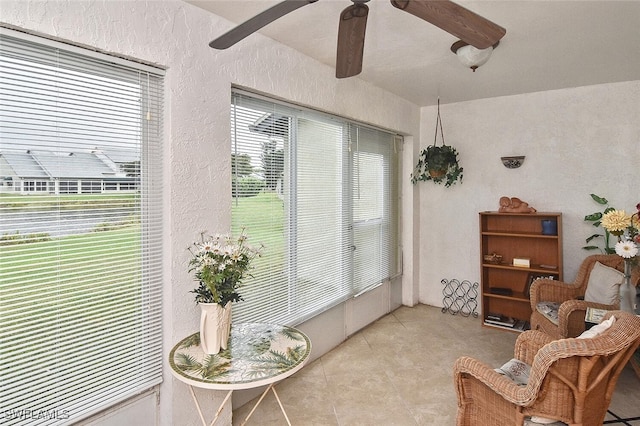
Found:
199,242 -> 213,253
615,240 -> 638,259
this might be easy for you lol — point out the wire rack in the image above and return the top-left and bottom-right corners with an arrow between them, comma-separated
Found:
441,278 -> 479,317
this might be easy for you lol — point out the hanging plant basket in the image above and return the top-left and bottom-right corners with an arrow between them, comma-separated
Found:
411,99 -> 463,188
429,168 -> 447,179
412,144 -> 463,187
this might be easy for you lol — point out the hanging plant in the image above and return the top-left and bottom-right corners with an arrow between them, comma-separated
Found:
411,98 -> 463,187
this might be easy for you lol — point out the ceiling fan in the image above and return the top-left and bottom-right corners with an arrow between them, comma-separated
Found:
209,0 -> 506,79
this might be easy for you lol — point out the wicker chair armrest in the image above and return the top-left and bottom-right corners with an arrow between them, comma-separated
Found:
454,356 -> 534,406
556,299 -> 619,338
514,330 -> 554,365
529,279 -> 580,308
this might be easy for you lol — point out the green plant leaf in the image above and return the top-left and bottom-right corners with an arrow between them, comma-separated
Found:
590,194 -> 608,205
585,234 -> 602,243
584,212 -> 602,221
582,193 -> 616,254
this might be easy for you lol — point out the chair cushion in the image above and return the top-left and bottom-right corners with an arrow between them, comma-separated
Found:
584,261 -> 624,305
495,358 -> 530,386
577,315 -> 616,339
536,301 -> 561,325
495,360 -> 564,425
525,418 -> 566,425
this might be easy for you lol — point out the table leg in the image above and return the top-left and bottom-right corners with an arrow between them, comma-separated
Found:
188,385 -> 233,426
270,385 -> 292,426
211,390 -> 234,426
241,384 -> 272,426
241,383 -> 292,426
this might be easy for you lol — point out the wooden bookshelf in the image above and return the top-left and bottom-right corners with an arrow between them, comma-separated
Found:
479,211 -> 563,332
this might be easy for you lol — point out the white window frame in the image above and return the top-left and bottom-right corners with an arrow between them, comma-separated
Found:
230,90 -> 399,326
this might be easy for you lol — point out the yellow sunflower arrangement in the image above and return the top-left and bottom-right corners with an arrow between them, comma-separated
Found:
601,204 -> 640,259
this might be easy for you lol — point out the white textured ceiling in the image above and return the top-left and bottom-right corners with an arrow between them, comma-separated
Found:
187,0 -> 640,107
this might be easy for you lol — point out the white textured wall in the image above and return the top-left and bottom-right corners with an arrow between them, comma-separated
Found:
0,0 -> 420,424
417,81 -> 640,307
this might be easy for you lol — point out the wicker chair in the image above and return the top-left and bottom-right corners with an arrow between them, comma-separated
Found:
454,311 -> 640,426
529,254 -> 639,339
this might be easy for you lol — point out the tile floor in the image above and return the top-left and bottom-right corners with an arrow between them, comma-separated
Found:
232,304 -> 640,425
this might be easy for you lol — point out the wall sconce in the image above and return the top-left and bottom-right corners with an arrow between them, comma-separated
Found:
501,156 -> 525,169
451,40 -> 500,72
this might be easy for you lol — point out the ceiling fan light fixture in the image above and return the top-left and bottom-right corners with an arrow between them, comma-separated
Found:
451,40 -> 499,72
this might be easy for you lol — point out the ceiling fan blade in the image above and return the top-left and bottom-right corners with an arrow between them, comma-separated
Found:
390,0 -> 505,49
209,0 -> 319,49
336,3 -> 369,79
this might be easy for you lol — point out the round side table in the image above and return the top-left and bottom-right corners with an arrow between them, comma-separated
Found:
169,322 -> 311,426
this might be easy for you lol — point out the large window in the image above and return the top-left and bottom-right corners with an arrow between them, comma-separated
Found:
0,29 -> 164,425
231,91 -> 399,325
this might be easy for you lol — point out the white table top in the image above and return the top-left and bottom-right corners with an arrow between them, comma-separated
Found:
169,322 -> 311,390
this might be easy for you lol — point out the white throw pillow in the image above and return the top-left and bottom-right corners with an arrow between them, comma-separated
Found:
584,261 -> 624,305
577,315 -> 616,339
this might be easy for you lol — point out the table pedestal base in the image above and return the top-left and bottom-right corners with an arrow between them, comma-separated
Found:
188,383 -> 291,426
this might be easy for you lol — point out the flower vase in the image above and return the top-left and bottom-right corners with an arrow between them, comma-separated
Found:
199,301 -> 232,355
619,259 -> 635,313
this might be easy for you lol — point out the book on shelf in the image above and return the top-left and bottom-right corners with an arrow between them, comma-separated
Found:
513,320 -> 529,331
489,287 -> 513,296
484,315 -> 516,327
484,317 -> 529,332
486,312 -> 502,321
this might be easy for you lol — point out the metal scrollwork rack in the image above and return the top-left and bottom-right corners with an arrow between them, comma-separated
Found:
441,278 -> 479,317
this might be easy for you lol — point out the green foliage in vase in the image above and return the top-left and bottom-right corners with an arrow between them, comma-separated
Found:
188,229 -> 263,306
583,193 -> 616,254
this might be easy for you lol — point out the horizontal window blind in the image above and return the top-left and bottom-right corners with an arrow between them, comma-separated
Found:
231,91 -> 398,326
350,125 -> 398,295
0,29 -> 164,425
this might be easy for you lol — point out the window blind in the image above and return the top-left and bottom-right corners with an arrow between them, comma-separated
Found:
0,29 -> 164,425
350,125 -> 398,295
230,91 -> 398,326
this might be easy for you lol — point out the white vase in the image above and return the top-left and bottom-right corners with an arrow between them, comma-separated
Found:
199,301 -> 232,355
